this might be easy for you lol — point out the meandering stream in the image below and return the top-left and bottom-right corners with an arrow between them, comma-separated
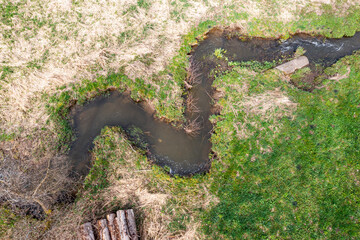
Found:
69,29 -> 360,176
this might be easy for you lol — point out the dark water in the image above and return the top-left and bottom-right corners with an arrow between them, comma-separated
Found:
69,29 -> 360,177
69,92 -> 211,176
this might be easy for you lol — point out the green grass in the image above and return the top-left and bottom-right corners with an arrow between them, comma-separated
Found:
0,66 -> 14,82
239,60 -> 280,72
153,20 -> 216,120
122,4 -> 139,15
169,0 -> 192,22
0,131 -> 15,141
84,127 -> 119,195
298,4 -> 360,38
0,1 -> 20,26
78,125 -> 209,236
137,0 -> 151,10
0,206 -> 19,238
2,0 -> 360,238
43,9 -> 360,238
45,72 -> 158,151
45,19 -> 217,151
202,52 -> 360,239
290,67 -> 319,91
220,2 -> 360,38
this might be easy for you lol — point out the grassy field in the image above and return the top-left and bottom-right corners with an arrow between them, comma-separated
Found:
204,52 -> 360,239
1,0 -> 360,239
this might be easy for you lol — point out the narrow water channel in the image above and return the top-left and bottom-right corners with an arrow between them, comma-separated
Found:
69,29 -> 360,177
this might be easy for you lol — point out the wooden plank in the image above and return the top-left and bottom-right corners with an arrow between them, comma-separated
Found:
125,209 -> 138,240
97,219 -> 111,240
107,213 -> 118,240
115,217 -> 122,240
116,210 -> 130,240
78,222 -> 95,240
275,56 -> 309,74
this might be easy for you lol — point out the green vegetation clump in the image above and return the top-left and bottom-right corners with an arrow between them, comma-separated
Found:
214,48 -> 227,60
294,46 -> 306,58
0,1 -> 19,26
0,131 -> 15,141
0,207 -> 19,237
0,66 -> 14,82
84,127 -> 122,194
124,125 -> 148,150
291,66 -> 325,91
291,67 -> 314,91
239,60 -> 279,72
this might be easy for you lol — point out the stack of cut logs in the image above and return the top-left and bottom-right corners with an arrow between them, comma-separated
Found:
78,209 -> 138,240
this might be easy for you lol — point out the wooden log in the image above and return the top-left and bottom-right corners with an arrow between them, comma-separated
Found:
78,222 -> 95,240
125,209 -> 138,240
97,219 -> 111,240
107,213 -> 119,240
116,210 -> 130,240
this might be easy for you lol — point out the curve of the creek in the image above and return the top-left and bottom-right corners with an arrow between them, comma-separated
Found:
69,29 -> 360,177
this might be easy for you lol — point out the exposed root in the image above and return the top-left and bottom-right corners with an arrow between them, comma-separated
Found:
184,117 -> 202,136
186,58 -> 203,86
186,94 -> 200,113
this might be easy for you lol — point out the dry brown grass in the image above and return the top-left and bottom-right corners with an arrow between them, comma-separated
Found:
213,66 -> 297,142
232,88 -> 297,141
0,133 -> 73,213
1,128 -> 210,239
186,58 -> 203,86
1,0 -> 357,139
1,0 -> 359,238
186,94 -> 200,113
24,129 -> 215,240
241,88 -> 297,120
103,131 -> 216,239
0,0 -> 209,137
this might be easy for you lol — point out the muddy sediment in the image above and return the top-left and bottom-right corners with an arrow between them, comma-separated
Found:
69,28 -> 360,177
